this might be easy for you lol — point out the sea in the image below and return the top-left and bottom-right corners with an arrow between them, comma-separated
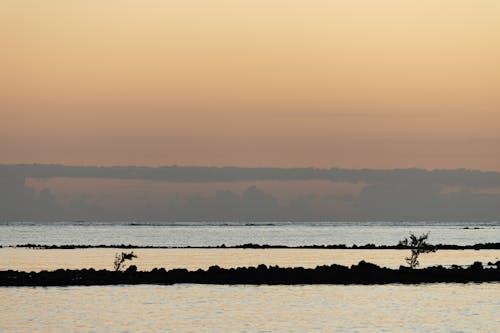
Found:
1,221 -> 499,332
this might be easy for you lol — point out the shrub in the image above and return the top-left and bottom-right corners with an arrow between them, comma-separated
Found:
113,251 -> 138,271
398,232 -> 436,268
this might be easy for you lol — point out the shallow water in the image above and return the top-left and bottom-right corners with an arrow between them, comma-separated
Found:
1,248 -> 499,271
1,222 -> 499,332
1,221 -> 499,246
1,284 -> 498,332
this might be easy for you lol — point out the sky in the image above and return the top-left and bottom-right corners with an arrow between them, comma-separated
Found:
1,1 -> 500,220
2,0 -> 500,170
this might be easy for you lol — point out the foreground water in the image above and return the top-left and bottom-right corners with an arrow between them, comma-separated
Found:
1,221 -> 498,246
1,284 -> 498,332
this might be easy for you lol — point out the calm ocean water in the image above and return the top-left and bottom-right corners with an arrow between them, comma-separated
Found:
1,221 -> 499,332
2,248 -> 500,271
1,221 -> 499,246
1,284 -> 499,332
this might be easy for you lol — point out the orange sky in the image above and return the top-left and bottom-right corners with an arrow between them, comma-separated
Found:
2,1 -> 500,169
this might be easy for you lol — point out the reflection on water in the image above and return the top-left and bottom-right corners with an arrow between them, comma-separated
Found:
1,248 -> 499,271
0,284 -> 498,332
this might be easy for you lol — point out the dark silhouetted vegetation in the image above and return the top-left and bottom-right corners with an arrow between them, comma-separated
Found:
113,251 -> 137,271
398,232 -> 436,268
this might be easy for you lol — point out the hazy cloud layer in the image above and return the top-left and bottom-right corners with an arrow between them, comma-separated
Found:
2,180 -> 500,222
2,164 -> 500,187
1,165 -> 500,221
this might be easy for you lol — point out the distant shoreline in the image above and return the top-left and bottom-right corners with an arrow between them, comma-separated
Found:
5,242 -> 500,250
1,261 -> 499,286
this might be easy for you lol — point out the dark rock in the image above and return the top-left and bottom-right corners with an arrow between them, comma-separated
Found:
125,265 -> 137,273
1,261 -> 499,286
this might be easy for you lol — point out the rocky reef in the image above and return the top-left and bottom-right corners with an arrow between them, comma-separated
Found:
11,242 -> 500,250
1,261 -> 499,286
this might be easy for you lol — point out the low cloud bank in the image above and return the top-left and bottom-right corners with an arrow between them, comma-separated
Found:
2,164 -> 500,187
1,165 -> 500,221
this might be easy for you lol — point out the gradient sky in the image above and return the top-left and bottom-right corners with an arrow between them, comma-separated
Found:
2,1 -> 500,169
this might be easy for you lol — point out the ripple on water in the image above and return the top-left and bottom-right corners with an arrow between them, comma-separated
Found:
0,284 -> 499,332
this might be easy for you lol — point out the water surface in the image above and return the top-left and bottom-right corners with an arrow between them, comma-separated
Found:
1,221 -> 499,332
1,248 -> 498,272
1,221 -> 498,247
1,284 -> 498,332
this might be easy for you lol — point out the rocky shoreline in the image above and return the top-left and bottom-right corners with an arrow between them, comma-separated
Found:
7,242 -> 500,250
1,261 -> 499,286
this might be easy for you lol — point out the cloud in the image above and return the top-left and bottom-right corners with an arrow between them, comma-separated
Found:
356,183 -> 500,221
0,175 -> 56,220
2,164 -> 500,188
2,166 -> 500,221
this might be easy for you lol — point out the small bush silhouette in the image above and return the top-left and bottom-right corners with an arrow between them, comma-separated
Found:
398,232 -> 436,268
114,251 -> 137,271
